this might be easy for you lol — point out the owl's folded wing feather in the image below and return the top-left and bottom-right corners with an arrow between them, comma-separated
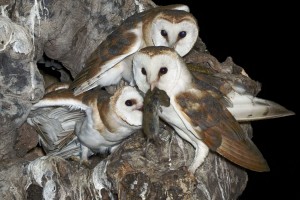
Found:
191,70 -> 295,121
31,89 -> 90,111
227,92 -> 295,121
191,76 -> 233,108
174,89 -> 270,172
70,26 -> 142,96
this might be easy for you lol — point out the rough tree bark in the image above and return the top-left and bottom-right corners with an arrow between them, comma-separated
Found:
0,0 -> 259,199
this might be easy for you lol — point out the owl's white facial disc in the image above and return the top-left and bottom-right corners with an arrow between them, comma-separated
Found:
147,54 -> 180,93
151,11 -> 198,56
133,48 -> 183,95
114,86 -> 143,127
133,46 -> 194,96
133,53 -> 151,93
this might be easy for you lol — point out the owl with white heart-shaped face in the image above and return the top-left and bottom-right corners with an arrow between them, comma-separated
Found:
27,83 -> 143,161
70,4 -> 199,96
132,46 -> 271,173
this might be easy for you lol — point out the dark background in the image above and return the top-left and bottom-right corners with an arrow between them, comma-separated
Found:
154,1 -> 298,199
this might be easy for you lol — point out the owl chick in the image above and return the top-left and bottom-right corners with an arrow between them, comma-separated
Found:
70,4 -> 199,96
133,46 -> 271,173
27,83 -> 143,162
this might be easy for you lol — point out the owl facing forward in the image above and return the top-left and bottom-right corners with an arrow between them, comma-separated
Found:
27,84 -> 143,162
133,46 -> 272,173
70,4 -> 199,96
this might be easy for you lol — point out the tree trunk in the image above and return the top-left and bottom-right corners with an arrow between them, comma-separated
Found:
0,0 -> 253,199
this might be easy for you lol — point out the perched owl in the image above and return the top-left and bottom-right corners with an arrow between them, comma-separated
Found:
70,4 -> 199,96
27,83 -> 143,161
132,46 -> 274,173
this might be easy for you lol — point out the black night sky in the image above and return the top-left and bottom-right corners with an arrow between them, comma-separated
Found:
154,1 -> 298,199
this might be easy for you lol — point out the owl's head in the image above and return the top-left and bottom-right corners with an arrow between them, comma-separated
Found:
111,86 -> 143,128
133,46 -> 192,95
150,9 -> 199,57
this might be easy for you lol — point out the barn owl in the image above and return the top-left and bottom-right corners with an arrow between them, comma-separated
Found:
132,46 -> 275,173
70,4 -> 199,96
27,83 -> 143,161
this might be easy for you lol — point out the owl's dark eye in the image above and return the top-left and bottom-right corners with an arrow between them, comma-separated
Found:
125,100 -> 133,106
178,31 -> 187,38
159,67 -> 168,75
161,30 -> 168,37
141,68 -> 147,75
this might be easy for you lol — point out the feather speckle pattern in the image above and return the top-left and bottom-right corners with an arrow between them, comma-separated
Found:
133,46 -> 273,173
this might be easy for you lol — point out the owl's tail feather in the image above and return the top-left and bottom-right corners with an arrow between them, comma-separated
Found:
227,93 -> 295,122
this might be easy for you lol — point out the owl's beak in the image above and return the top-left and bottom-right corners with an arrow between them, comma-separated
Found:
137,105 -> 143,112
150,82 -> 157,91
169,43 -> 175,48
136,103 -> 143,111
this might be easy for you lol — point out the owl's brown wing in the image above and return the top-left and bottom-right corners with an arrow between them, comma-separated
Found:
191,75 -> 233,108
32,88 -> 89,110
192,72 -> 295,122
174,88 -> 270,172
70,25 -> 142,96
